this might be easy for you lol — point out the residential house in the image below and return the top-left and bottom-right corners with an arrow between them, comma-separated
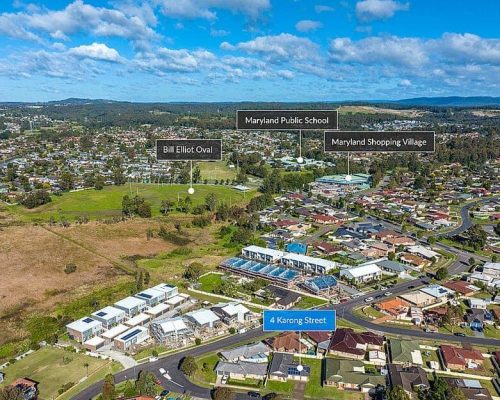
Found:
113,326 -> 150,351
242,245 -> 283,263
265,285 -> 302,309
324,358 -> 385,392
440,345 -> 484,371
184,309 -> 221,329
280,253 -> 337,274
220,342 -> 270,363
268,352 -> 310,382
214,361 -> 269,381
134,288 -> 166,306
114,296 -> 148,317
150,317 -> 192,343
388,339 -> 423,366
328,328 -> 384,360
91,306 -> 126,329
267,332 -> 308,354
443,378 -> 493,400
400,253 -> 431,270
66,317 -> 103,343
375,298 -> 410,320
399,291 -> 436,308
443,281 -> 479,297
8,378 -> 39,400
305,331 -> 331,354
340,264 -> 382,284
211,302 -> 252,325
387,364 -> 429,399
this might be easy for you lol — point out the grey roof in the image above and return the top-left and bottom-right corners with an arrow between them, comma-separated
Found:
214,361 -> 268,377
269,352 -> 310,378
377,260 -> 408,273
220,342 -> 270,362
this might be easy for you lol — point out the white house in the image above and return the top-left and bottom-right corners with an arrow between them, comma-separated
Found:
150,283 -> 179,300
483,263 -> 500,278
340,264 -> 382,284
91,306 -> 126,329
468,298 -> 489,310
114,296 -> 147,317
134,288 -> 166,306
280,253 -> 337,274
184,309 -> 220,329
66,317 -> 103,343
212,302 -> 252,324
406,245 -> 440,260
242,245 -> 283,263
150,317 -> 192,342
114,326 -> 150,351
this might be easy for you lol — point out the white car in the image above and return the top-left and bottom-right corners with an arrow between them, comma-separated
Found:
384,291 -> 392,297
221,375 -> 228,385
159,368 -> 166,375
364,297 -> 374,303
149,357 -> 158,362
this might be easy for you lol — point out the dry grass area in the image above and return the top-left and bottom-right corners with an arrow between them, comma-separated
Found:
0,219 -> 193,316
340,105 -> 426,117
470,109 -> 500,117
0,224 -> 114,314
0,214 -> 224,347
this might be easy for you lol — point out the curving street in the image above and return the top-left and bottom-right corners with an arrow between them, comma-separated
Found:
71,198 -> 499,400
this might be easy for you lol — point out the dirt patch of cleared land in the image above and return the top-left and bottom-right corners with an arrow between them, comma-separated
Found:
340,105 -> 426,117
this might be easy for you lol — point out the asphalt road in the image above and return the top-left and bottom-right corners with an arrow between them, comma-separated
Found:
72,198 -> 499,400
71,328 -> 267,400
438,196 -> 499,238
330,279 -> 500,347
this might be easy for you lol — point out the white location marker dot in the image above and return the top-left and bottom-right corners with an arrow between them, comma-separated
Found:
297,156 -> 304,164
188,187 -> 195,195
345,175 -> 352,182
297,364 -> 304,372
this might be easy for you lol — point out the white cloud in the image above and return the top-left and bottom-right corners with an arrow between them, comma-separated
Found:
315,5 -> 334,13
69,42 -> 122,62
210,28 -> 230,37
155,0 -> 270,20
295,20 -> 322,32
329,36 -> 427,68
436,33 -> 500,65
221,33 -> 320,62
0,0 -> 158,43
355,0 -> 409,22
398,78 -> 411,87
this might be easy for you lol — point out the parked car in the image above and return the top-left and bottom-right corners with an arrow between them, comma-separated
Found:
454,332 -> 466,337
248,391 -> 261,398
221,375 -> 228,385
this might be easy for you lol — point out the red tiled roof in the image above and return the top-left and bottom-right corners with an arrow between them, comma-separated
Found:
329,328 -> 383,356
305,331 -> 331,344
441,345 -> 484,367
443,280 -> 476,295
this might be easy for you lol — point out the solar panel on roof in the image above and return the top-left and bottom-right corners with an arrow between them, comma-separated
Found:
96,311 -> 107,317
83,318 -> 94,323
137,293 -> 152,299
121,329 -> 141,341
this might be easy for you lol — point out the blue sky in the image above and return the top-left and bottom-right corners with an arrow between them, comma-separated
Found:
0,0 -> 499,102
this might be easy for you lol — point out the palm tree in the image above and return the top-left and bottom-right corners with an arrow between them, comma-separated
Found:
84,362 -> 89,377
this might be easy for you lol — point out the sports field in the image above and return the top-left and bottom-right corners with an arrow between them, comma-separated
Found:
8,183 -> 256,221
198,160 -> 237,181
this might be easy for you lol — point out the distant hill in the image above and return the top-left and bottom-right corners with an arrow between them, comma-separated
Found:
387,96 -> 500,107
47,98 -> 126,105
2,96 -> 500,108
